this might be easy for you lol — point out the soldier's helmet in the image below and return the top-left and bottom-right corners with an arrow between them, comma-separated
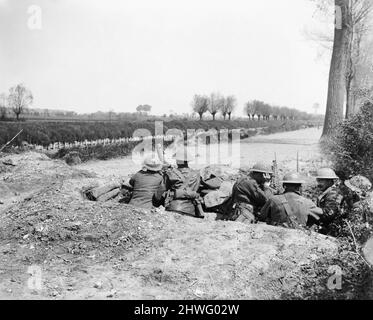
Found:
315,168 -> 339,180
142,155 -> 163,171
281,172 -> 305,185
345,175 -> 372,193
250,162 -> 274,174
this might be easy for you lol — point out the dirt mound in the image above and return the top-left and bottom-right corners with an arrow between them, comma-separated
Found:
0,176 -> 339,299
0,152 -> 344,299
0,152 -> 95,209
123,215 -> 338,299
0,181 -> 168,262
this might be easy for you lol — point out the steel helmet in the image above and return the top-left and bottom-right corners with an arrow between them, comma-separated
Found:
345,175 -> 372,193
281,172 -> 305,184
316,168 -> 339,180
142,155 -> 162,171
250,162 -> 274,174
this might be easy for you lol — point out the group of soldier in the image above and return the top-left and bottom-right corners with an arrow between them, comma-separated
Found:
123,148 -> 372,235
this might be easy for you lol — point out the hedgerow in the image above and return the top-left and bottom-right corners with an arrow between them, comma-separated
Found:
0,119 -> 319,147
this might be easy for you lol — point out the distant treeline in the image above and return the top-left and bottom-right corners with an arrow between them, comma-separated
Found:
0,119 -> 322,148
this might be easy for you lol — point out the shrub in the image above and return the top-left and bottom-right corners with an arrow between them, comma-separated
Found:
324,102 -> 373,181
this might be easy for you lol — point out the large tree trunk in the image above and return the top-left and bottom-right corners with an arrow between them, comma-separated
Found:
199,112 -> 203,120
345,21 -> 355,119
346,74 -> 354,118
228,113 -> 231,120
322,0 -> 351,138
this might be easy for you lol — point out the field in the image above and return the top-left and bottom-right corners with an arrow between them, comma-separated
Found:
1,127 -> 372,300
0,119 -> 321,148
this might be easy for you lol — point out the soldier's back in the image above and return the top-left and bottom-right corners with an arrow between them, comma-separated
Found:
261,192 -> 318,228
129,170 -> 164,209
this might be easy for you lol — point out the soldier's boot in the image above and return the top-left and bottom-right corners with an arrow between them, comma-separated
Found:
195,211 -> 205,219
195,203 -> 205,219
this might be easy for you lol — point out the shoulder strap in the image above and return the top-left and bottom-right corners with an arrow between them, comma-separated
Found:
317,186 -> 332,203
277,195 -> 292,215
278,194 -> 299,228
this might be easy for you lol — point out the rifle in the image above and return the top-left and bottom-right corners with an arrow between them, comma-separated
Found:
296,151 -> 299,173
272,152 -> 281,194
156,142 -> 172,171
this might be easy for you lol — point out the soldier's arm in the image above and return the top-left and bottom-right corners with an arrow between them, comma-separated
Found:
304,198 -> 323,221
263,185 -> 276,198
128,174 -> 136,187
122,175 -> 135,190
258,199 -> 272,222
251,181 -> 270,206
320,191 -> 343,221
153,176 -> 168,207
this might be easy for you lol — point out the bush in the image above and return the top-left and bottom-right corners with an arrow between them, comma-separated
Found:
324,102 -> 373,181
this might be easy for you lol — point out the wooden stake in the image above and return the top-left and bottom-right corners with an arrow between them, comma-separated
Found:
296,151 -> 299,173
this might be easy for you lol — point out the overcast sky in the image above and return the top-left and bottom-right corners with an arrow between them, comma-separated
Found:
0,0 -> 333,116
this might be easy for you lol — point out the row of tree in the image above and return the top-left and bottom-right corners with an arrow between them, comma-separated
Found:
244,100 -> 314,120
191,93 -> 315,121
192,93 -> 237,120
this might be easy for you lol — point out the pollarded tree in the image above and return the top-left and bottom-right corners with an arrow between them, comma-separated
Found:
208,92 -> 224,121
191,94 -> 209,120
279,106 -> 291,120
8,84 -> 33,121
221,95 -> 237,120
272,106 -> 281,120
261,103 -> 273,120
252,100 -> 267,121
245,101 -> 256,120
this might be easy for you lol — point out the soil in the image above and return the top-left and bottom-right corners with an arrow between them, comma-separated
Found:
0,128 -> 370,300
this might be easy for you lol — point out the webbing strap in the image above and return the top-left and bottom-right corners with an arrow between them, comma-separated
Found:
278,195 -> 298,227
278,195 -> 293,217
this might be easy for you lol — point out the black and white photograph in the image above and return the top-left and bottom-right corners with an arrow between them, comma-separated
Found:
0,0 -> 373,305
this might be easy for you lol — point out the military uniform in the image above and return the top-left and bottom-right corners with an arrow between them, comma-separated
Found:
259,191 -> 322,228
223,176 -> 272,223
128,170 -> 164,209
317,184 -> 345,223
163,166 -> 201,216
127,155 -> 164,209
